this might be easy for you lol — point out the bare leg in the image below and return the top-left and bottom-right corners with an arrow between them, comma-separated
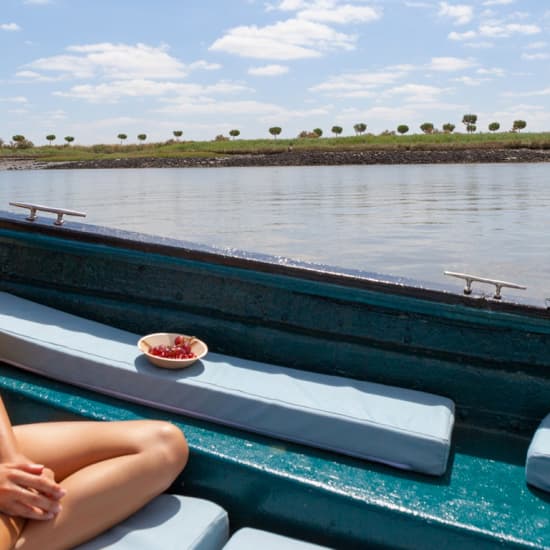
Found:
10,420 -> 188,550
0,516 -> 24,550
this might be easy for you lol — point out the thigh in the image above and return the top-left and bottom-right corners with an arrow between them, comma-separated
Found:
0,515 -> 23,550
13,420 -> 156,482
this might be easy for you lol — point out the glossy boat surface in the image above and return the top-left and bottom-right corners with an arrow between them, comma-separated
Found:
1,210 -> 550,549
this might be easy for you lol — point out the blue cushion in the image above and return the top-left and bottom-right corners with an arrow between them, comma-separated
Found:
223,528 -> 328,549
75,494 -> 228,549
0,292 -> 455,475
526,414 -> 550,492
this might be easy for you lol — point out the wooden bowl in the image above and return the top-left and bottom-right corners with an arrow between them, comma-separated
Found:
138,333 -> 208,369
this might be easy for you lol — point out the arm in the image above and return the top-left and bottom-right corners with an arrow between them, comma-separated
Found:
0,396 -> 65,520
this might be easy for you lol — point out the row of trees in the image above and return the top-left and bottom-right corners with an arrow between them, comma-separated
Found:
411,115 -> 527,136
117,133 -> 148,144
2,115 -> 529,148
293,115 -> 527,139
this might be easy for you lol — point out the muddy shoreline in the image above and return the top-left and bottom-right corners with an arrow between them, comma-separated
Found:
2,147 -> 550,170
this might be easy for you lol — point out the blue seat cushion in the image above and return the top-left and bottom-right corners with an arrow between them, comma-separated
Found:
0,292 -> 455,476
223,528 -> 328,549
526,414 -> 550,492
75,494 -> 229,549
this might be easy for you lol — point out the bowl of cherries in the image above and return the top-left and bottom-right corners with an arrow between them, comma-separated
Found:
138,333 -> 208,369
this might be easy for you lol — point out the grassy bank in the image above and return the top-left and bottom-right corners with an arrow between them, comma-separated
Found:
2,131 -> 550,163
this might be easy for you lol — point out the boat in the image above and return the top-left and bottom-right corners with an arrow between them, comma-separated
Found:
1,204 -> 550,549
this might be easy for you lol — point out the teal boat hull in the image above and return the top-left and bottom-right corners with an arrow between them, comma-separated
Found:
1,211 -> 550,548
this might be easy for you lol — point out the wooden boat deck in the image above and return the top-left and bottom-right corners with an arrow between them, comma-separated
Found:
2,364 -> 549,550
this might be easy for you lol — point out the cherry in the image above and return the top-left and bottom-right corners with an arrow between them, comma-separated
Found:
149,337 -> 197,360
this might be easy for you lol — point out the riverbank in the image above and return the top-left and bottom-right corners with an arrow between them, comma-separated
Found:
2,147 -> 550,170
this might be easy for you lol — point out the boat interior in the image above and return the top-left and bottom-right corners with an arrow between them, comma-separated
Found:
1,209 -> 550,549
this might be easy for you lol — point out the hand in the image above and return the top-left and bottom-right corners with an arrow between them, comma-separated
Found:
0,461 -> 66,520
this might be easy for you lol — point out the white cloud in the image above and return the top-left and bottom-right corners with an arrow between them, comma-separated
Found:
501,88 -> 550,97
386,83 -> 446,101
273,0 -> 308,11
0,96 -> 28,103
522,52 -> 550,61
357,106 -> 418,123
24,43 -> 187,80
1,23 -> 21,31
428,56 -> 476,71
54,79 -> 251,103
209,18 -> 356,60
448,30 -> 477,40
404,2 -> 432,8
156,98 -> 328,124
482,0 -> 514,5
270,0 -> 382,23
451,76 -> 486,86
310,67 -> 411,95
438,2 -> 474,25
464,41 -> 494,48
405,100 -> 466,112
476,66 -> 504,76
479,23 -> 540,37
248,64 -> 289,76
525,41 -> 547,50
297,5 -> 381,24
15,70 -> 61,82
188,60 -> 222,71
24,0 -> 52,4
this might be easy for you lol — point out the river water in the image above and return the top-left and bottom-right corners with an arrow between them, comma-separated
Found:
1,163 -> 548,303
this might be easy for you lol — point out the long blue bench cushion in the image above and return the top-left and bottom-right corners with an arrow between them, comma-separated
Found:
526,413 -> 550,492
0,292 -> 455,476
75,494 -> 229,549
223,528 -> 329,549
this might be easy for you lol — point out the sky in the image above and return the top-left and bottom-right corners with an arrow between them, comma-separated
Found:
1,0 -> 549,145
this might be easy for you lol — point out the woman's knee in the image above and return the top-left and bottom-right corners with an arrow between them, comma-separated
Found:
144,421 -> 188,478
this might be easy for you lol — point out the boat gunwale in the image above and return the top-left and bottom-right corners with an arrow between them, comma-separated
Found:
0,210 -> 548,319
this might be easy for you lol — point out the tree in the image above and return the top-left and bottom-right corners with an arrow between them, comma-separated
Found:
269,127 -> 282,139
117,133 -> 127,145
353,123 -> 367,135
331,125 -> 343,137
137,134 -> 147,142
512,120 -> 527,132
229,129 -> 240,139
397,125 -> 409,135
313,128 -> 323,137
64,136 -> 74,145
420,122 -> 434,134
488,122 -> 500,133
46,134 -> 56,145
442,123 -> 455,133
173,130 -> 183,141
12,135 -> 33,149
462,114 -> 477,133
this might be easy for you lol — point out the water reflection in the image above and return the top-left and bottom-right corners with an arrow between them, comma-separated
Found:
1,163 -> 548,301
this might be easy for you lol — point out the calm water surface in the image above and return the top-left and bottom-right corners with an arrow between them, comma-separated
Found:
1,163 -> 548,303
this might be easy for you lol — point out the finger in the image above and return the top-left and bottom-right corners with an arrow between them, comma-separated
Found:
9,500 -> 58,521
10,470 -> 65,499
11,463 -> 44,475
15,488 -> 62,515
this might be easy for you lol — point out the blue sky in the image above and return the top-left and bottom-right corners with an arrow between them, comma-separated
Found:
1,0 -> 549,144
